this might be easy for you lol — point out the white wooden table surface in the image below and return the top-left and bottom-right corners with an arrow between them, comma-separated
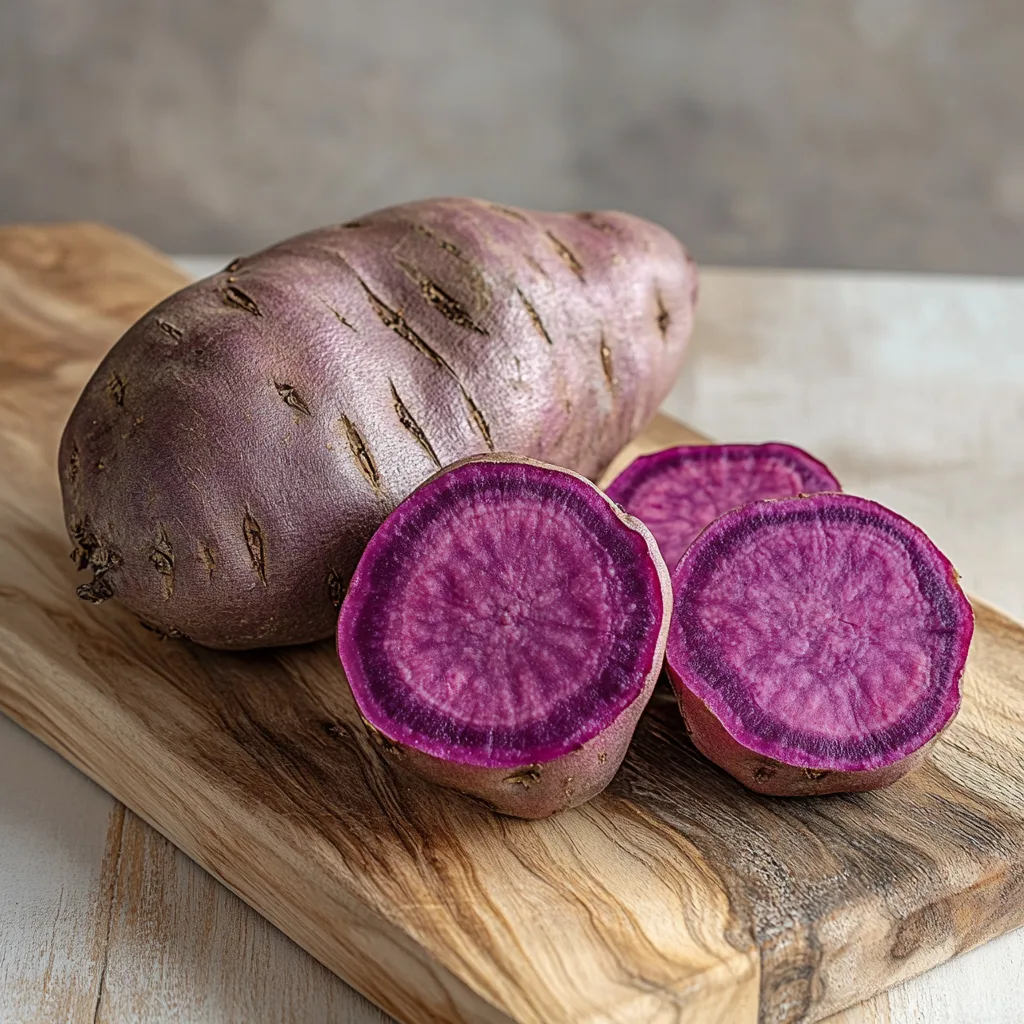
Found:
2,257 -> 1022,1024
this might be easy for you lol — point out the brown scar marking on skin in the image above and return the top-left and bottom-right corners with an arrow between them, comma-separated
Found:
523,253 -> 549,278
545,231 -> 585,281
396,258 -> 488,335
656,289 -> 671,339
576,211 -> 619,234
243,511 -> 267,584
505,765 -> 542,788
460,385 -> 493,450
600,332 -> 615,389
340,415 -> 382,494
516,287 -> 554,346
486,203 -> 529,223
155,318 -> 184,341
198,540 -> 217,581
412,223 -> 467,261
150,526 -> 174,600
70,520 -> 121,603
274,382 -> 311,416
66,442 -> 80,484
318,297 -> 357,331
359,279 -> 447,367
390,381 -> 441,468
326,569 -> 346,610
139,620 -> 183,640
108,373 -> 127,406
77,577 -> 114,603
223,285 -> 261,316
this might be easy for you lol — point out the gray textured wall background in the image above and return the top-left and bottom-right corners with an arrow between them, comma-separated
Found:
3,0 -> 1023,271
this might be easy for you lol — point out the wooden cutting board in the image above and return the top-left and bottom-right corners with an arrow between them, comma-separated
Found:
2,225 -> 1023,1024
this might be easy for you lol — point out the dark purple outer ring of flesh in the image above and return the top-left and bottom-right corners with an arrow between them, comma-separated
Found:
338,458 -> 666,769
666,493 -> 973,772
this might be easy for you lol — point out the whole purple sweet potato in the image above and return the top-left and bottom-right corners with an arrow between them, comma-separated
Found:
59,198 -> 697,648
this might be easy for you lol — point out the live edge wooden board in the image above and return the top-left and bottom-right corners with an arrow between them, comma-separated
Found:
1,225 -> 1023,1024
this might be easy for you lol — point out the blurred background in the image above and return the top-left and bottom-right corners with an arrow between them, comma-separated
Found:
3,0 -> 1023,272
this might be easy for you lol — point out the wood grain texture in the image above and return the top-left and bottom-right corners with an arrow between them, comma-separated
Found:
0,224 -> 1022,1023
94,805 -> 390,1024
0,721 -> 388,1024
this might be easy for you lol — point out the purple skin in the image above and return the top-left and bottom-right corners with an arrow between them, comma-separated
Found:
337,455 -> 672,818
665,493 -> 974,796
606,443 -> 840,571
59,198 -> 697,649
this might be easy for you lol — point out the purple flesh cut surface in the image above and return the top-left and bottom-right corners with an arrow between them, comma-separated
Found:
606,443 -> 840,570
665,492 -> 973,795
337,454 -> 671,817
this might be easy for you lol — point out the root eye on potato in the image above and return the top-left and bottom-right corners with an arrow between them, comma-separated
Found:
58,198 -> 698,649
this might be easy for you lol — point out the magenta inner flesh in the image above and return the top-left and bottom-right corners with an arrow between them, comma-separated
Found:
338,461 -> 664,768
607,444 -> 840,570
668,495 -> 972,771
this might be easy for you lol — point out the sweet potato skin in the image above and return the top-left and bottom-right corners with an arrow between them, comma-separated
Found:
670,677 -> 939,797
59,199 -> 697,648
380,685 -> 656,818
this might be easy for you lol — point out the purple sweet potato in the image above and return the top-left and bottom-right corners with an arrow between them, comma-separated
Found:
665,493 -> 973,796
336,455 -> 671,818
59,198 -> 697,648
606,443 -> 839,570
